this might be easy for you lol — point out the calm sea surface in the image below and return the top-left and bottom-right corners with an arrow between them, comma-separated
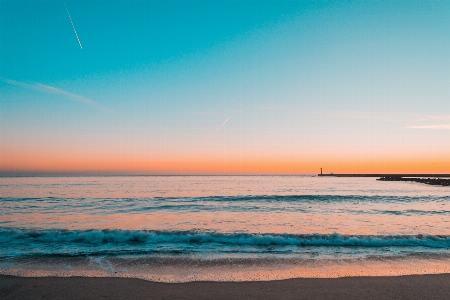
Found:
1,176 -> 449,281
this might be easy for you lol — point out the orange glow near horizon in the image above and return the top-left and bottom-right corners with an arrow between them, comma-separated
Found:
1,147 -> 449,175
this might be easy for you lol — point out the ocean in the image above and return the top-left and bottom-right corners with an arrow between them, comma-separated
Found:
1,176 -> 449,282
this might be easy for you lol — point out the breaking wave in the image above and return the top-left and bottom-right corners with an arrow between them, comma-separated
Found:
1,228 -> 449,258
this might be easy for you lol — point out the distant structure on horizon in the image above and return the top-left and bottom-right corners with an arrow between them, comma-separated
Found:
318,173 -> 450,178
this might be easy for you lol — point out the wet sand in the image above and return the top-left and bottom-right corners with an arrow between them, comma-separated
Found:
1,274 -> 450,300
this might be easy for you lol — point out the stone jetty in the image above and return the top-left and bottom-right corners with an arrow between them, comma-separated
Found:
317,172 -> 450,187
377,176 -> 450,187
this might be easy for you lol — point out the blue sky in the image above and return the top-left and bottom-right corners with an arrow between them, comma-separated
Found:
1,0 -> 449,174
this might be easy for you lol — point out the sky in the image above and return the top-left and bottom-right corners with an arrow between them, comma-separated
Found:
1,0 -> 449,175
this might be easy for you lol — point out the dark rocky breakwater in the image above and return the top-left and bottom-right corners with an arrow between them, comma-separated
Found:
317,173 -> 450,186
377,176 -> 450,187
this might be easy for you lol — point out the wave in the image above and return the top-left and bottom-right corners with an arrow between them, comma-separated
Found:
1,228 -> 449,249
2,194 -> 449,203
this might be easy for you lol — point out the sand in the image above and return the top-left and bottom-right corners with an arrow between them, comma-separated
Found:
1,274 -> 450,300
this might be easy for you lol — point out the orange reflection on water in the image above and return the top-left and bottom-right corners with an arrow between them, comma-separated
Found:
1,176 -> 449,236
3,209 -> 449,236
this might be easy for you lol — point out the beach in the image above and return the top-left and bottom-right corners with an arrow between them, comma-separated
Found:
2,274 -> 450,300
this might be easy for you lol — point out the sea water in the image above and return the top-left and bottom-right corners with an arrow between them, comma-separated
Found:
1,176 -> 449,282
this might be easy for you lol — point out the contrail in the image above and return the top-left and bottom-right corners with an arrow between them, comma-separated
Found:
64,2 -> 82,49
202,116 -> 232,144
1,77 -> 112,113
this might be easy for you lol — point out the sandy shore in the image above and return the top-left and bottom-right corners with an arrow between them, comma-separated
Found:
1,274 -> 450,300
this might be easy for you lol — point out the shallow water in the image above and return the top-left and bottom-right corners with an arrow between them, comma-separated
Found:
1,176 -> 449,281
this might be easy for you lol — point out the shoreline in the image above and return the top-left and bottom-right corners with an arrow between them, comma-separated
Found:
2,254 -> 450,282
2,274 -> 450,299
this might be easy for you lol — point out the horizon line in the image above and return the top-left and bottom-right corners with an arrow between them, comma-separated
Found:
2,172 -> 450,178
0,173 -> 316,177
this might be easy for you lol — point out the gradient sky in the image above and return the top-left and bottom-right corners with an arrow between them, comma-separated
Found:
1,0 -> 449,175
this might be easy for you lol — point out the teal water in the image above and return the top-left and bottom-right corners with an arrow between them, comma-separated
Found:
1,176 -> 449,281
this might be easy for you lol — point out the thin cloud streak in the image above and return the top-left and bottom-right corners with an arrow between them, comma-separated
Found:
312,111 -> 422,121
202,116 -> 232,145
406,125 -> 450,130
1,77 -> 111,113
312,111 -> 450,122
422,115 -> 450,121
